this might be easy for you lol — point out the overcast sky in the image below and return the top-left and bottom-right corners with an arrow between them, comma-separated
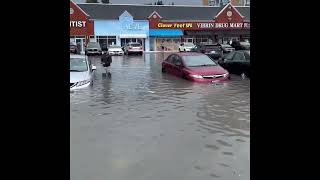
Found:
74,0 -> 203,5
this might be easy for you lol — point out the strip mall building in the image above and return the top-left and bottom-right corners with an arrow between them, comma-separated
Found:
70,1 -> 250,53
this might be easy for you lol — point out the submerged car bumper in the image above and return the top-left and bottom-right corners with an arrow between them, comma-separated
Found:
187,74 -> 230,83
70,81 -> 92,90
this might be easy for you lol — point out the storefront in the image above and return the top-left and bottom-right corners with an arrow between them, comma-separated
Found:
75,2 -> 249,52
91,11 -> 149,51
70,1 -> 94,54
148,3 -> 250,51
149,29 -> 183,51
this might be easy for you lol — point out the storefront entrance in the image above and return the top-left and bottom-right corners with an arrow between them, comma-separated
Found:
154,38 -> 181,51
70,36 -> 86,54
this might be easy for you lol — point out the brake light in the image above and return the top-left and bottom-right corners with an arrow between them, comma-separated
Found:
129,47 -> 132,49
140,47 -> 142,50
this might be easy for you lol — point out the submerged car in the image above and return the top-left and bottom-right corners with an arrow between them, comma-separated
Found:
85,42 -> 102,56
107,45 -> 124,56
220,44 -> 235,53
70,54 -> 96,90
124,42 -> 143,55
179,42 -> 196,52
218,50 -> 250,78
70,42 -> 79,54
161,53 -> 229,83
231,41 -> 250,50
197,43 -> 223,60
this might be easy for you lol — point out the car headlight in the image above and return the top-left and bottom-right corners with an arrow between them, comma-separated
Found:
76,79 -> 91,87
190,74 -> 203,79
223,73 -> 229,77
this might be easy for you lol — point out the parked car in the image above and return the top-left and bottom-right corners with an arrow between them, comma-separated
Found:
161,52 -> 229,83
179,42 -> 196,52
85,42 -> 102,56
197,43 -> 223,60
70,54 -> 96,90
231,41 -> 250,50
70,42 -> 78,54
107,45 -> 124,56
220,44 -> 235,53
124,42 -> 143,55
218,50 -> 250,78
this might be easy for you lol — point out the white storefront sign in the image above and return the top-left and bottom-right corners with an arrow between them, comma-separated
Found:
70,21 -> 86,28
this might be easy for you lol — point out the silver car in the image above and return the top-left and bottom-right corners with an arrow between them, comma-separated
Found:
124,42 -> 143,55
85,42 -> 102,56
70,54 -> 96,90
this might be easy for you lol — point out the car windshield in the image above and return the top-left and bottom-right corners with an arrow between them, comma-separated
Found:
70,58 -> 88,72
204,45 -> 219,49
109,46 -> 121,49
130,43 -> 141,47
87,43 -> 100,48
222,44 -> 232,48
183,55 -> 217,67
184,43 -> 194,47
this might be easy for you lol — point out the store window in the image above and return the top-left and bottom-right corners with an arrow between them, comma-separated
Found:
97,36 -> 117,47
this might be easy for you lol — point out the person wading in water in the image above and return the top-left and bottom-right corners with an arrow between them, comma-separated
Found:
101,52 -> 112,78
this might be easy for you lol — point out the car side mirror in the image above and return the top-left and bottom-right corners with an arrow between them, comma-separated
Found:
92,65 -> 97,71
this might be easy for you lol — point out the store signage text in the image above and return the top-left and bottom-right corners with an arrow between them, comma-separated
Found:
70,21 -> 86,28
125,23 -> 143,30
157,23 -> 193,28
155,22 -> 250,29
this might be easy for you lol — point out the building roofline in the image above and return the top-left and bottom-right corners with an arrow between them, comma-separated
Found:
215,3 -> 244,18
71,1 -> 90,17
77,3 -> 239,8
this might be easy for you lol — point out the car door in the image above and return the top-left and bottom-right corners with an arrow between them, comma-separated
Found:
171,55 -> 184,77
231,52 -> 246,75
164,55 -> 175,74
220,51 -> 235,72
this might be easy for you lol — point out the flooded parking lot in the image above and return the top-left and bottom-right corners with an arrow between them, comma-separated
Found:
70,53 -> 250,180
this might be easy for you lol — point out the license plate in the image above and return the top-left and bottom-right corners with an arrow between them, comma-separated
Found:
212,80 -> 220,83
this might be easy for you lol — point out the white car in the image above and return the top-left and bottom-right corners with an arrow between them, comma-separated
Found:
124,42 -> 143,55
70,54 -> 96,90
107,45 -> 124,56
179,42 -> 196,52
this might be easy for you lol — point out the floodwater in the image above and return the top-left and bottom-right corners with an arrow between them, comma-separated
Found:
70,53 -> 250,180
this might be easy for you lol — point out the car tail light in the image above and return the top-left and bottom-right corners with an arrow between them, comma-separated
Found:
140,47 -> 142,50
129,47 -> 132,49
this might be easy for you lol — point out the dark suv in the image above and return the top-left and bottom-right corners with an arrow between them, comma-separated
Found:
70,43 -> 79,54
197,43 -> 223,60
231,41 -> 250,50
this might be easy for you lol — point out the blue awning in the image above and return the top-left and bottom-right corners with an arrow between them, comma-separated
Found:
149,29 -> 183,37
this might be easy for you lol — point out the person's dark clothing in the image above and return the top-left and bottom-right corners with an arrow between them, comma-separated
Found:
101,54 -> 112,67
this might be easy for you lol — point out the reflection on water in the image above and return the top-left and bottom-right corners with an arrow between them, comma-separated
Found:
71,53 -> 250,180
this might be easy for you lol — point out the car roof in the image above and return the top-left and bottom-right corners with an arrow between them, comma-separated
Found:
70,54 -> 86,59
176,52 -> 206,56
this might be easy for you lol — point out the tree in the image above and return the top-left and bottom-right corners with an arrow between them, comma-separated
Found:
86,0 -> 98,3
101,0 -> 110,3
